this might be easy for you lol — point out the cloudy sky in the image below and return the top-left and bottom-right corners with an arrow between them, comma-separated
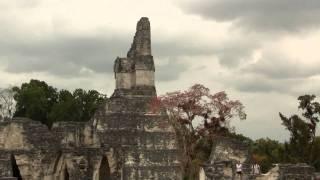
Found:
1,0 -> 320,141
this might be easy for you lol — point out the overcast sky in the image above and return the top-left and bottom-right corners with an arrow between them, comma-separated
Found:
1,0 -> 320,141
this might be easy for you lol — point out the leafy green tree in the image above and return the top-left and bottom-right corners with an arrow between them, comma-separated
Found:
310,137 -> 320,170
13,79 -> 107,127
279,94 -> 320,170
251,138 -> 285,173
73,89 -> 106,122
48,89 -> 106,123
225,134 -> 285,173
12,80 -> 58,126
227,133 -> 254,145
48,89 -> 78,124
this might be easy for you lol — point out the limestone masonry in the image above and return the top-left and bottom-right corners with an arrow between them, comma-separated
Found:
0,17 -> 182,180
199,137 -> 317,180
0,17 -> 318,180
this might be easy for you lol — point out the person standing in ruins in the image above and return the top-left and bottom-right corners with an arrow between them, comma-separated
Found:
236,161 -> 243,180
252,162 -> 261,176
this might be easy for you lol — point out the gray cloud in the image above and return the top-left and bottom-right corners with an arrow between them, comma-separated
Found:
0,27 -> 258,81
244,53 -> 320,79
180,0 -> 320,32
0,3 -> 260,78
154,37 -> 258,68
228,75 -> 302,94
233,76 -> 320,96
156,58 -> 188,81
0,34 -> 129,77
0,31 -> 188,88
153,38 -> 214,58
0,31 -> 199,80
221,52 -> 320,95
214,40 -> 258,67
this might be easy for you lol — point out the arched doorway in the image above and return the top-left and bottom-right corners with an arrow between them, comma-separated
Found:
11,154 -> 22,180
64,166 -> 69,180
99,156 -> 111,180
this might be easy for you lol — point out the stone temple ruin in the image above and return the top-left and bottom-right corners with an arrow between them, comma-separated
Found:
0,17 -> 182,180
199,137 -> 318,180
199,137 -> 252,180
0,17 -> 319,180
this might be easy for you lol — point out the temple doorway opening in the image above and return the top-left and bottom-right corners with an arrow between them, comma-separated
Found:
11,154 -> 22,180
64,166 -> 69,180
99,156 -> 111,180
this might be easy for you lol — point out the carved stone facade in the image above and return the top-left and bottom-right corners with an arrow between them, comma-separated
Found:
0,17 -> 182,180
256,164 -> 316,180
200,137 -> 252,180
114,17 -> 155,92
200,137 -> 318,180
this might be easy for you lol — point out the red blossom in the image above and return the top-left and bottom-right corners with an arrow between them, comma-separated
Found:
150,84 -> 246,137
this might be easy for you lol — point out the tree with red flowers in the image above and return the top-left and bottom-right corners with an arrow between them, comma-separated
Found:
151,84 -> 246,179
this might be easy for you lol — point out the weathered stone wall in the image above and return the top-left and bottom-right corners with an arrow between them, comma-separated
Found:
135,70 -> 154,86
114,17 -> 155,94
0,118 -> 117,180
0,151 -> 12,177
115,73 -> 134,89
92,94 -> 182,180
0,17 -> 181,180
3,16 -> 319,180
0,118 -> 61,180
256,163 -> 317,180
278,163 -> 315,179
201,137 -> 252,180
201,136 -> 319,180
51,121 -> 100,148
114,57 -> 135,90
127,17 -> 151,57
92,17 -> 182,179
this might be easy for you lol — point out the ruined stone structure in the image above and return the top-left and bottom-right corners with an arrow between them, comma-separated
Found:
200,137 -> 252,180
200,137 -> 318,180
0,17 -> 182,180
2,17 -> 318,180
114,17 -> 155,93
255,164 -> 316,180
